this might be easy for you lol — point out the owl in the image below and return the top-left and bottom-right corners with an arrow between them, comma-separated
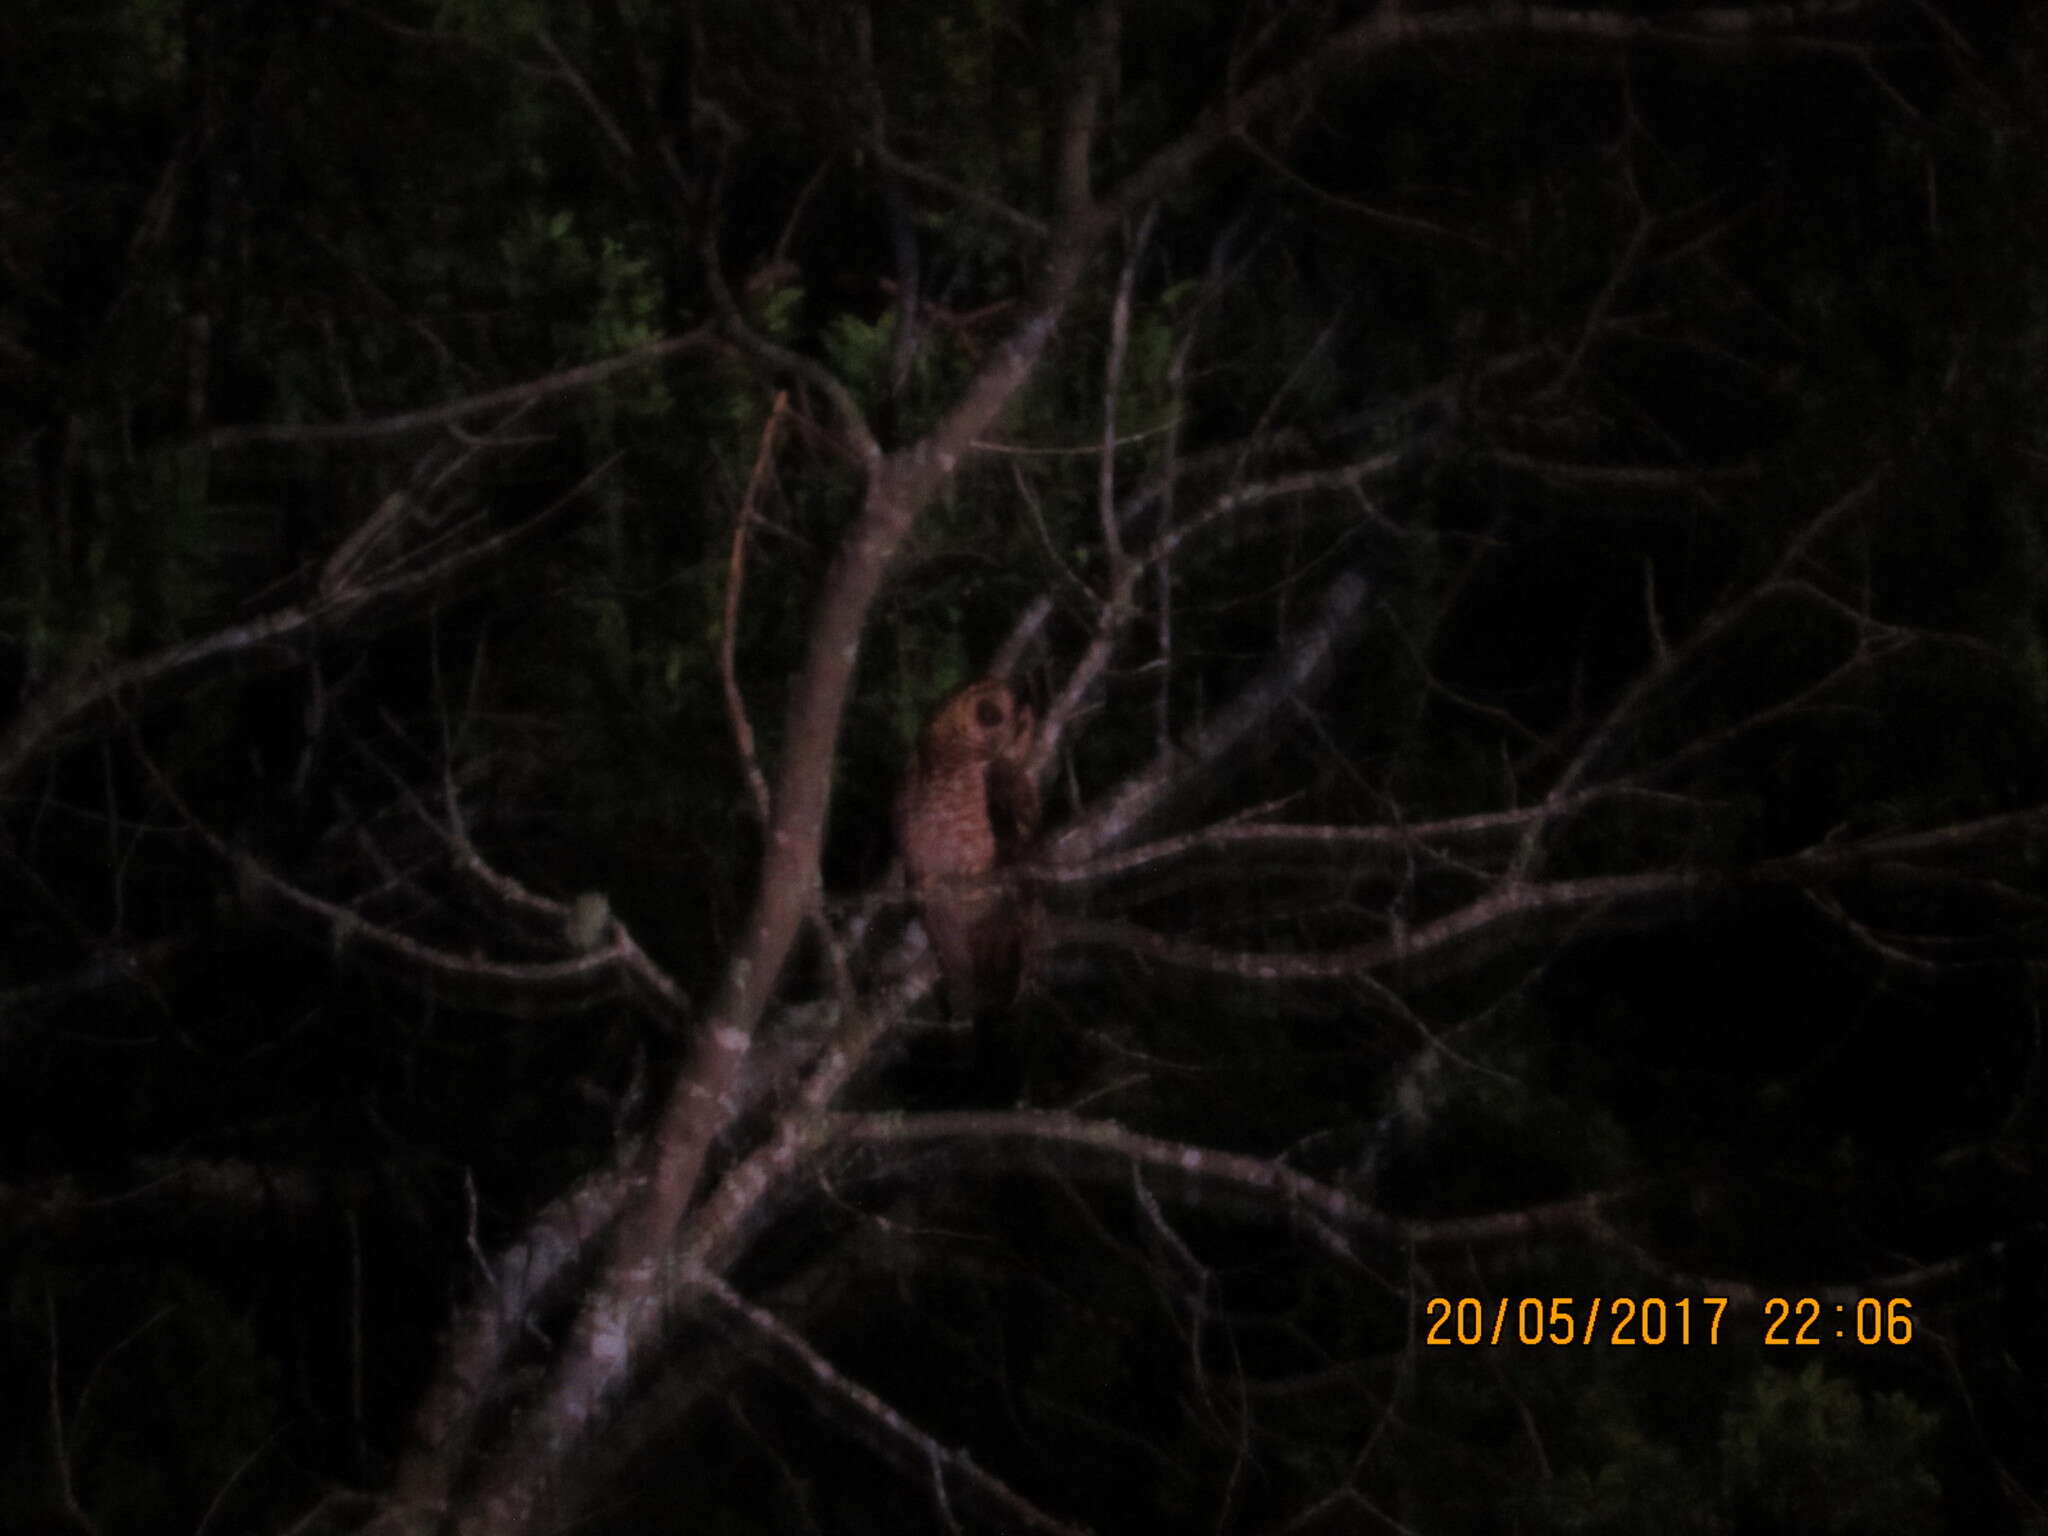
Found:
894,677 -> 1040,1018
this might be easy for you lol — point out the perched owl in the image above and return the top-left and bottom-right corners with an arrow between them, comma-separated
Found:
894,677 -> 1040,1018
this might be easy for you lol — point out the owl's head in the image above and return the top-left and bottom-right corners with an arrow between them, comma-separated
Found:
919,678 -> 1034,768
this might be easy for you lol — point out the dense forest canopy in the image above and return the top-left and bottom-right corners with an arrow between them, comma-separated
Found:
3,1 -> 2046,1532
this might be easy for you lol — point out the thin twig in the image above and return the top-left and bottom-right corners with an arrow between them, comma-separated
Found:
723,392 -> 789,823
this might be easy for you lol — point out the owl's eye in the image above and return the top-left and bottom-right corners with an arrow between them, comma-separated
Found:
976,698 -> 1005,728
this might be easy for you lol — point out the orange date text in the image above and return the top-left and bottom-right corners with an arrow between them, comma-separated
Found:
1423,1296 -> 1726,1346
1422,1295 -> 1915,1347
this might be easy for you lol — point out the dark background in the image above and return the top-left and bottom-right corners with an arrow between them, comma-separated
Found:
2,1 -> 2045,1532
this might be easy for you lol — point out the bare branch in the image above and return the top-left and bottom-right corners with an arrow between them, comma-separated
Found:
383,1162 -> 639,1528
1052,566 -> 1374,860
532,27 -> 636,166
205,332 -> 714,449
1029,786 -> 1700,891
1502,469 -> 1886,882
721,392 -> 789,824
0,451 -> 617,791
694,1272 -> 1092,1536
0,1159 -> 326,1248
1105,1 -> 1878,218
1096,204 -> 1155,577
869,143 -> 1049,242
448,175 -> 1119,1536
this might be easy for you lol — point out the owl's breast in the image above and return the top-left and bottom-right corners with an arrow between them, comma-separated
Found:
896,763 -> 999,885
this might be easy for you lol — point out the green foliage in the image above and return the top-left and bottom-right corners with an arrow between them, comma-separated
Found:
1531,1440 -> 1723,1536
819,309 -> 896,403
1720,1365 -> 1942,1536
754,281 -> 806,342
